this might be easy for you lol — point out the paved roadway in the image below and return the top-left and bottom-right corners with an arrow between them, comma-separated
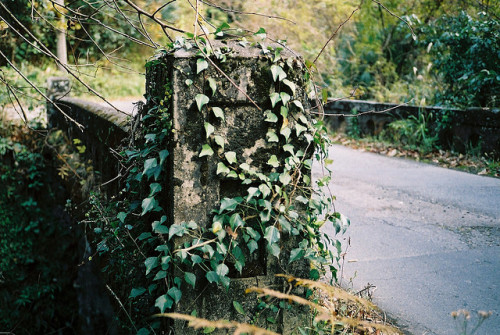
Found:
318,144 -> 500,335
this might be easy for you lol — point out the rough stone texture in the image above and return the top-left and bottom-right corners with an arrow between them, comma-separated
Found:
324,99 -> 500,156
145,41 -> 311,333
47,97 -> 130,194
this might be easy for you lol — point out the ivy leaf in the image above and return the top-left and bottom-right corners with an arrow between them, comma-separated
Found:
267,130 -> 279,143
212,107 -> 225,121
219,198 -> 239,212
197,58 -> 209,73
153,270 -> 167,281
267,155 -> 280,168
129,287 -> 146,298
264,226 -> 280,245
280,127 -> 291,141
141,196 -> 158,216
283,144 -> 294,155
216,263 -> 229,277
259,210 -> 271,223
143,158 -> 158,177
227,171 -> 238,179
254,27 -> 267,40
269,92 -> 281,108
214,135 -> 225,150
191,254 -> 203,264
206,271 -> 219,284
280,92 -> 291,106
270,65 -> 287,82
137,232 -> 152,241
247,240 -> 258,254
279,172 -> 292,186
292,100 -> 304,111
322,88 -> 329,104
208,77 -> 217,96
117,212 -> 127,223
280,106 -> 288,118
185,272 -> 196,288
152,220 -> 169,234
149,183 -> 162,196
199,144 -> 214,157
204,122 -> 215,138
259,184 -> 271,198
246,187 -> 260,202
159,150 -> 169,165
168,286 -> 182,303
296,124 -> 307,137
282,79 -> 296,95
233,301 -> 246,315
155,294 -> 173,313
265,110 -> 278,123
185,79 -> 193,86
216,162 -> 230,175
195,94 -> 210,111
295,195 -> 308,204
224,151 -> 237,164
246,227 -> 261,240
144,257 -> 159,275
268,243 -> 281,258
169,223 -> 187,240
289,248 -> 305,263
279,215 -> 291,233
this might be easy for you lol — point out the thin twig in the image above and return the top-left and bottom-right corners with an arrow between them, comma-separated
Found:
201,0 -> 296,24
0,48 -> 84,130
311,99 -> 414,117
314,6 -> 359,64
106,284 -> 138,332
0,76 -> 29,124
174,238 -> 216,254
371,0 -> 416,38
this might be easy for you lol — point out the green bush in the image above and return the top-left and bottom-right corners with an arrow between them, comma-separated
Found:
0,124 -> 79,333
425,11 -> 499,108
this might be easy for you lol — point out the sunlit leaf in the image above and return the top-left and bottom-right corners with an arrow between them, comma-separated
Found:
212,107 -> 225,120
185,272 -> 196,288
195,94 -> 209,111
197,58 -> 209,73
225,151 -> 237,164
204,122 -> 215,138
155,294 -> 173,313
199,144 -> 214,157
207,77 -> 217,95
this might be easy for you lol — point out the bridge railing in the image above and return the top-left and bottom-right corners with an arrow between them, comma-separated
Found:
323,98 -> 500,155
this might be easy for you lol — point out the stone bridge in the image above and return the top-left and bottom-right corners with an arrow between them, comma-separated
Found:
323,98 -> 500,155
45,46 -> 499,333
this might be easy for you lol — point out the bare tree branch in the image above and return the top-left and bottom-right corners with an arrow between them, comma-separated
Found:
313,6 -> 359,64
0,48 -> 84,130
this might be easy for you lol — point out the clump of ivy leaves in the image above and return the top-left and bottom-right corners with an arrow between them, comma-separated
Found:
84,28 -> 349,335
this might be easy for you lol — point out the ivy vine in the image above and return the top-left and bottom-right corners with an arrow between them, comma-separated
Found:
84,31 -> 349,334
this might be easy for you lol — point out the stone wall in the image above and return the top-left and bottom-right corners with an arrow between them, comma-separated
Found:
324,99 -> 500,155
145,41 -> 311,333
48,42 -> 313,334
47,96 -> 130,194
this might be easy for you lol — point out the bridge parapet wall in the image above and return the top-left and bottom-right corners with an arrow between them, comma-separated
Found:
47,96 -> 130,193
324,99 -> 500,155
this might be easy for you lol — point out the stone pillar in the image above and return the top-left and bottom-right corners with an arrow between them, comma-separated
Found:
145,41 -> 311,333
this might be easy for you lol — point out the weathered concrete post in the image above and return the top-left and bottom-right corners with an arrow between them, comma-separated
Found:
144,41 -> 312,333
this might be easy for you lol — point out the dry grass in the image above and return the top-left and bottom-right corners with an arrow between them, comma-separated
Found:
162,275 -> 402,335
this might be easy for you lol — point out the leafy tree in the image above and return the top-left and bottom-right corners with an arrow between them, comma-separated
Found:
425,11 -> 499,107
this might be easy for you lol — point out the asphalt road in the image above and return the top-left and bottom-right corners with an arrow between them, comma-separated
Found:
318,144 -> 500,335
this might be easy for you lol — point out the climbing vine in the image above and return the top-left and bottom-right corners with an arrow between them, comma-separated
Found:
83,30 -> 348,334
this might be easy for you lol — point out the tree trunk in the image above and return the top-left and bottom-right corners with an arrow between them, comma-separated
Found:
55,0 -> 67,72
